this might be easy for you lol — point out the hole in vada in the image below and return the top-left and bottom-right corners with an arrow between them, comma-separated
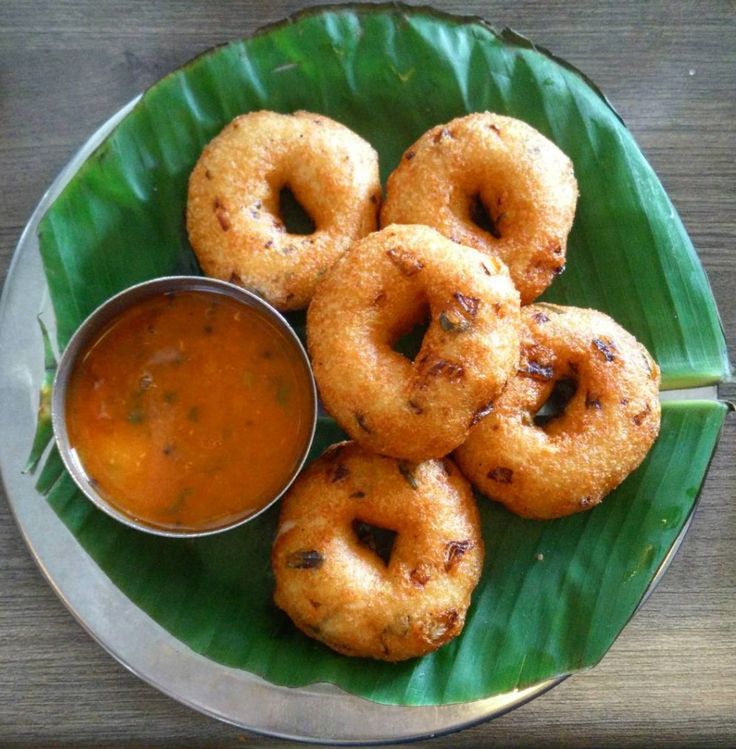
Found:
392,320 -> 429,361
392,303 -> 430,362
533,377 -> 577,427
352,519 -> 398,566
470,194 -> 502,239
278,186 -> 316,235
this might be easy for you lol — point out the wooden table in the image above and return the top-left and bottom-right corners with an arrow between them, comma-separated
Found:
1,1 -> 734,746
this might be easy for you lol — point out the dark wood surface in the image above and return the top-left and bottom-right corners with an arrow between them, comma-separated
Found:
1,1 -> 734,746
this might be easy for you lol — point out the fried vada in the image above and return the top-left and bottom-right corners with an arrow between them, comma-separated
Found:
272,441 -> 484,661
381,113 -> 578,304
187,110 -> 380,310
454,304 -> 661,519
307,224 -> 521,462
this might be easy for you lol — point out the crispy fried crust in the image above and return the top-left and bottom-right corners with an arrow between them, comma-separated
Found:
187,110 -> 380,310
272,442 -> 484,661
307,224 -> 521,462
381,113 -> 578,304
454,304 -> 661,519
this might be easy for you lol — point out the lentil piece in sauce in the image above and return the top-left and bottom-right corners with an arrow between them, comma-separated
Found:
65,290 -> 312,532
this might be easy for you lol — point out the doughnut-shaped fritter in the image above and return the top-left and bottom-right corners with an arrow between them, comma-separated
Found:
272,441 -> 484,661
380,113 -> 578,304
307,224 -> 521,462
187,110 -> 380,310
454,304 -> 661,519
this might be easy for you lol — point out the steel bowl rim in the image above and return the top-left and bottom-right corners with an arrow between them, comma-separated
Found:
50,274 -> 318,539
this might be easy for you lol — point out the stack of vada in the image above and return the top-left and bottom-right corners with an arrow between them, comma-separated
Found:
187,111 -> 660,662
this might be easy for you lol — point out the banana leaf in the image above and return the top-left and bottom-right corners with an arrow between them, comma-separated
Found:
24,319 -> 56,472
31,4 -> 730,706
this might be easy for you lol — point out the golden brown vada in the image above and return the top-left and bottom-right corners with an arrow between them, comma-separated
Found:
454,304 -> 661,519
380,113 -> 578,304
307,224 -> 521,462
272,441 -> 484,661
187,110 -> 380,310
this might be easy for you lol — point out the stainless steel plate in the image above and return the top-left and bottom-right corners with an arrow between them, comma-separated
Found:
0,98 -> 706,745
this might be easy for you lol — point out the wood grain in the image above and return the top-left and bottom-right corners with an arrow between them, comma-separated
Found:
0,1 -> 734,746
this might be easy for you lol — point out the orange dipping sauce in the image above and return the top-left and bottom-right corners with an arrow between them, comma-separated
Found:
65,289 -> 314,533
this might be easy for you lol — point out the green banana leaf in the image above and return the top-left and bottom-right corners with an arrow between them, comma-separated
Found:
31,4 -> 730,707
24,319 -> 56,473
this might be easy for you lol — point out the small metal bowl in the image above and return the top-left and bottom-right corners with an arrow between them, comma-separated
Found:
51,276 -> 317,538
